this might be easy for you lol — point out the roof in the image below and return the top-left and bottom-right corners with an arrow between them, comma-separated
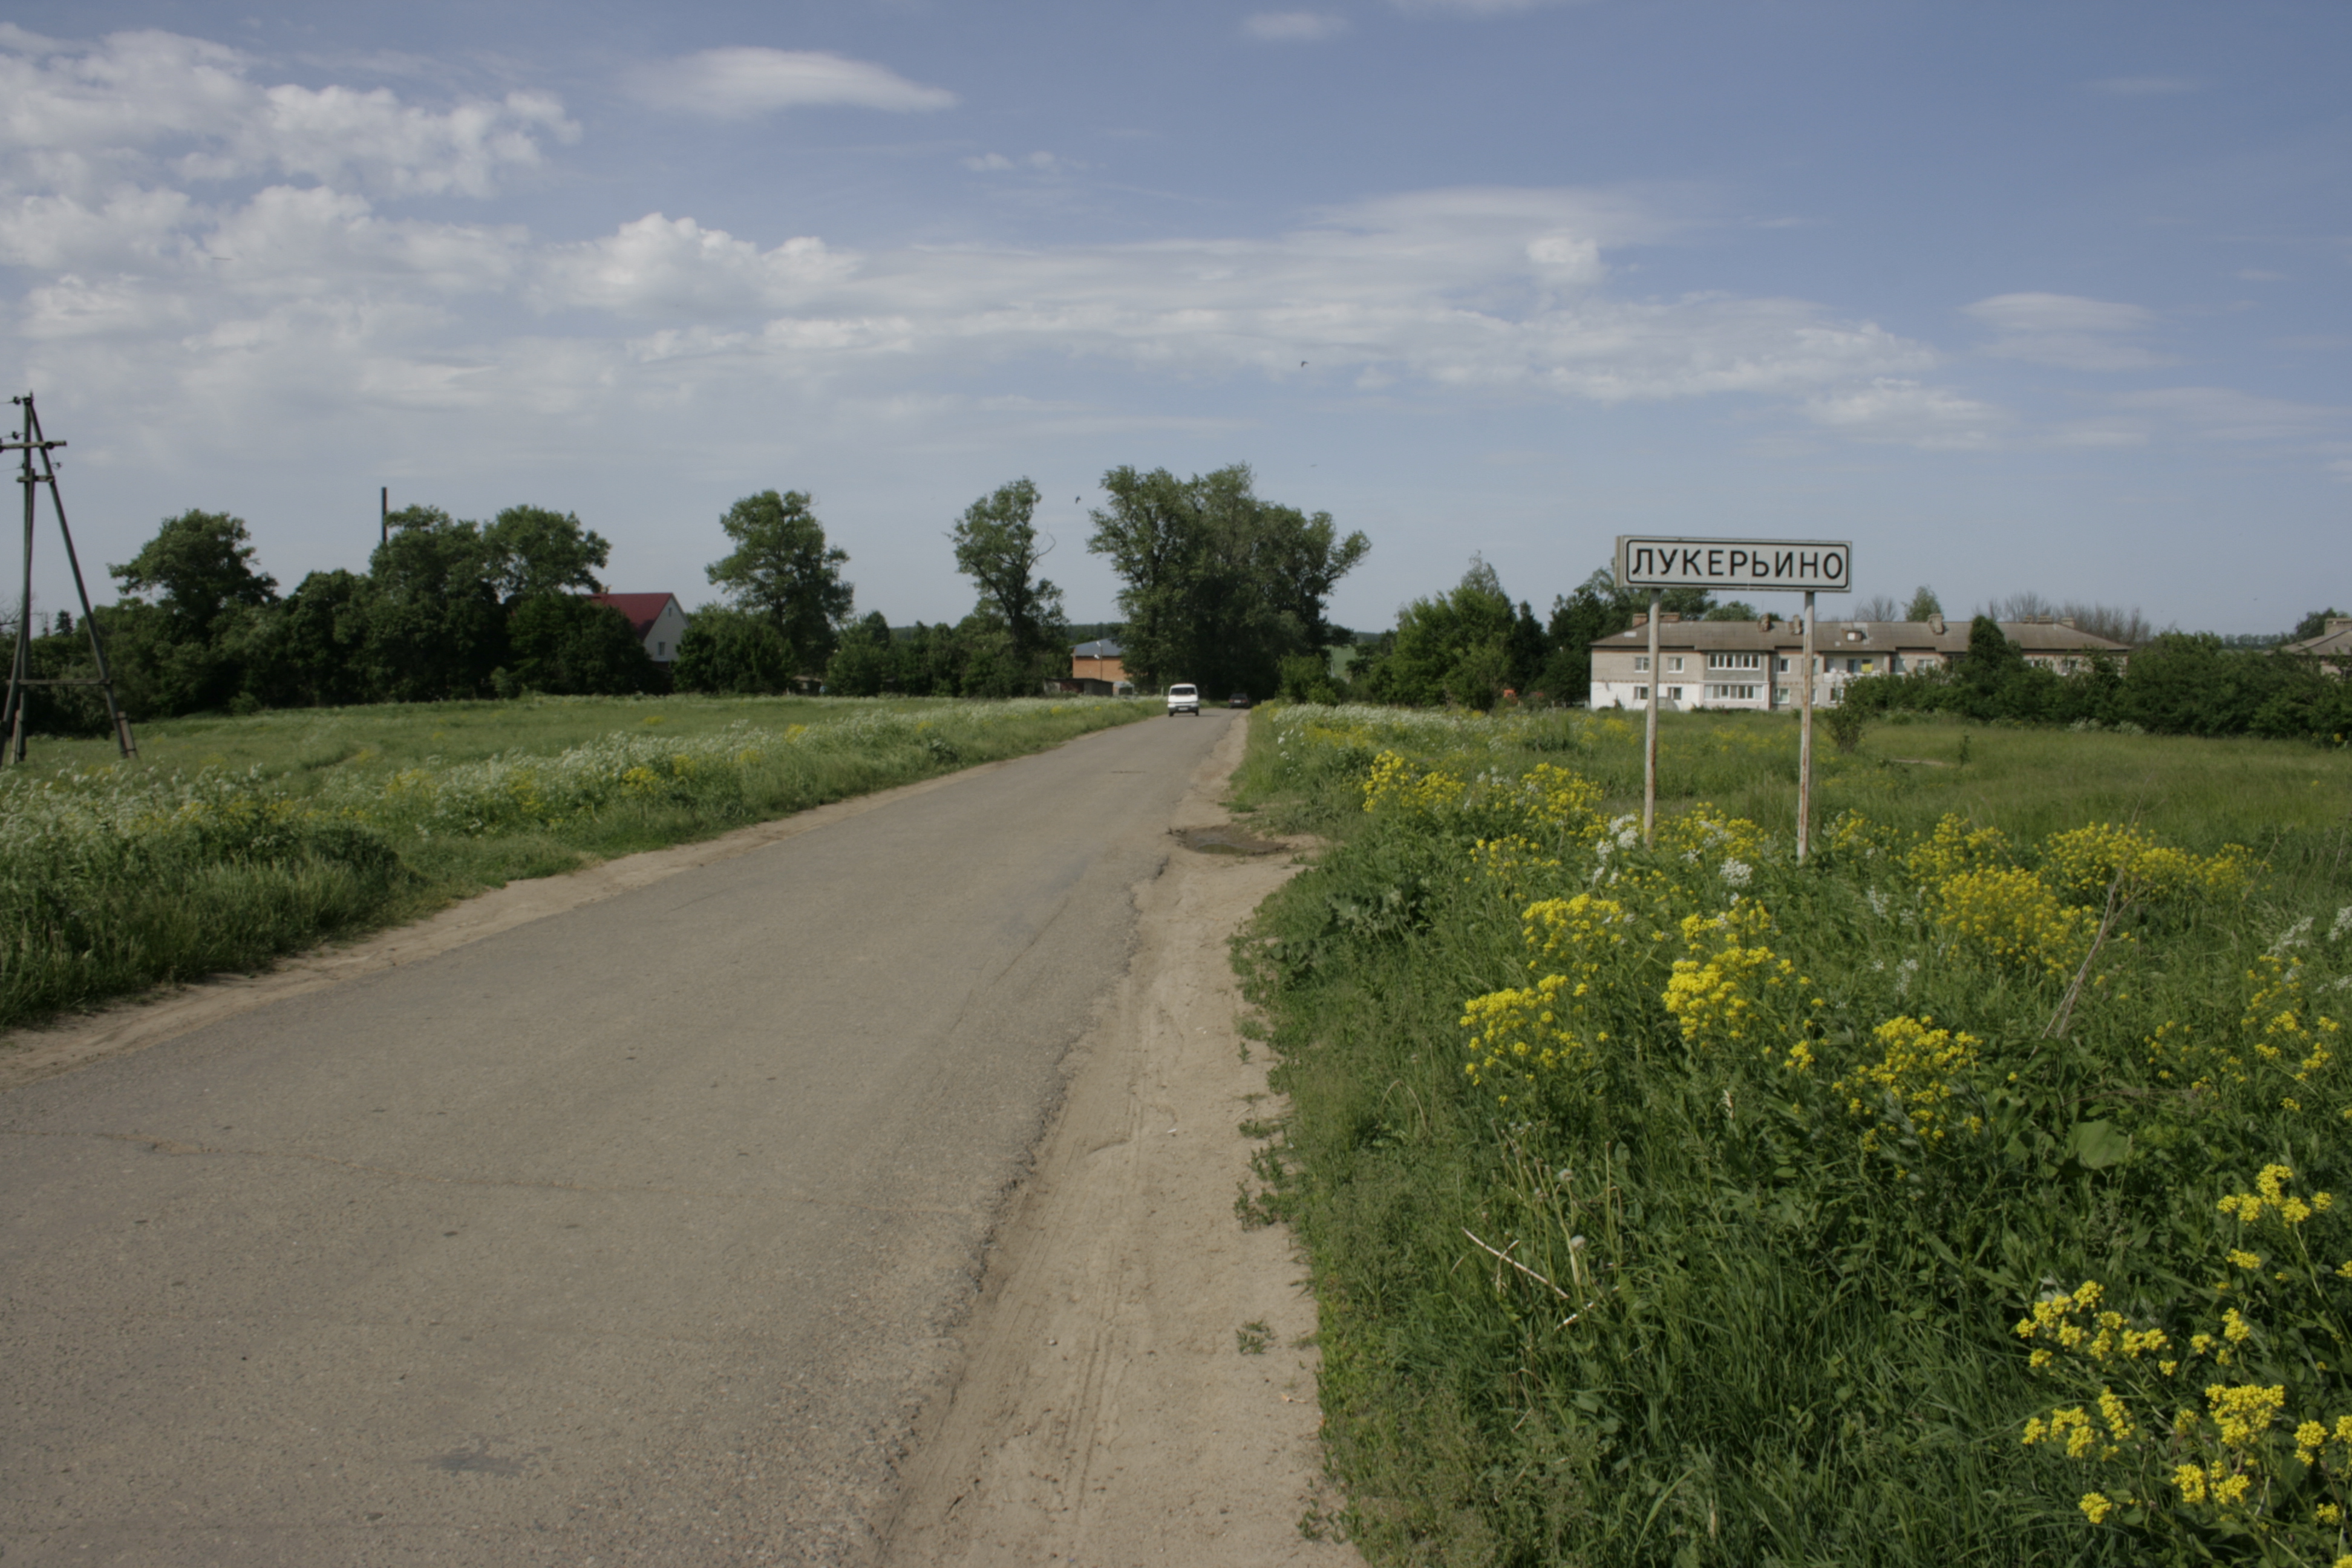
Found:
1593,618 -> 2131,655
587,592 -> 682,638
1073,638 -> 1124,658
2287,620 -> 2352,658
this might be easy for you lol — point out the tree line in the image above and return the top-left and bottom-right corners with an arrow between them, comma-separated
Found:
1841,615 -> 2352,744
1290,558 -> 2349,750
11,462 -> 1372,730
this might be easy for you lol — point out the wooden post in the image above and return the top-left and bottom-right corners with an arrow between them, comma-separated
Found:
381,486 -> 389,547
2,394 -> 136,762
1797,589 -> 1816,862
1641,588 -> 1662,846
7,402 -> 31,764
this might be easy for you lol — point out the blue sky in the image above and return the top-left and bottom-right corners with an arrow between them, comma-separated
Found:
3,1 -> 2345,635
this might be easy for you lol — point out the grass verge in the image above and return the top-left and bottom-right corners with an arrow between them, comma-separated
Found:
0,695 -> 1148,1028
1233,702 -> 2352,1566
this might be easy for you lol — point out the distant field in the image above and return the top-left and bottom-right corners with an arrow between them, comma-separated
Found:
0,694 -> 1151,1028
1241,704 -> 2352,900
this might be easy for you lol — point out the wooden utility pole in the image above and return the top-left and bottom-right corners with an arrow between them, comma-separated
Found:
381,485 -> 389,547
1,393 -> 136,764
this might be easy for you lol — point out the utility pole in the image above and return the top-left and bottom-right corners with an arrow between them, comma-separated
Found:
1,393 -> 136,764
381,485 -> 389,547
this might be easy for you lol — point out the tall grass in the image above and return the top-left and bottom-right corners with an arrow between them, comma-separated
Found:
1234,702 -> 2352,1566
0,697 -> 1147,1027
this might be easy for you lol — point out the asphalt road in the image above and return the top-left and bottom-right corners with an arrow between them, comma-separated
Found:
1,708 -> 1236,1566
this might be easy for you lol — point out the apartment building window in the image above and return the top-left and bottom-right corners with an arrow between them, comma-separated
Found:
1634,655 -> 1650,672
1667,686 -> 1684,701
1635,685 -> 1649,700
1667,656 -> 1685,672
1775,656 -> 1790,673
1706,684 -> 1759,700
1708,653 -> 1760,670
1775,687 -> 1793,704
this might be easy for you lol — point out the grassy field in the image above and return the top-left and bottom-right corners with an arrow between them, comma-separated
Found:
1231,702 -> 2352,1566
0,694 -> 1150,1029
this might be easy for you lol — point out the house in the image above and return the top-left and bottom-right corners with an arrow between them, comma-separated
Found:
1060,638 -> 1131,696
1590,613 -> 2130,713
2286,617 -> 2352,674
589,592 -> 691,665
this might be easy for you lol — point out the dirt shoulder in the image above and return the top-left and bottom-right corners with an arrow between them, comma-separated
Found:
881,718 -> 1362,1567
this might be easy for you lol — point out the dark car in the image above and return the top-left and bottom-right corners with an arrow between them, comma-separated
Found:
1227,692 -> 1251,708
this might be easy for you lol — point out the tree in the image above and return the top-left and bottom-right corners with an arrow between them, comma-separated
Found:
1086,463 -> 1368,695
1533,564 -> 1716,707
269,569 -> 374,707
1985,590 -> 2056,622
1851,593 -> 1900,621
706,491 -> 854,678
1506,601 -> 1547,692
952,479 -> 1067,678
1904,584 -> 1944,621
109,509 -> 278,642
1703,600 -> 1760,622
485,506 -> 609,604
1377,558 -> 1517,708
2292,608 -> 2345,642
673,606 -> 795,694
362,510 -> 506,701
824,611 -> 895,697
1958,615 -> 2026,690
504,595 -> 658,695
2054,601 -> 2153,647
106,509 -> 281,714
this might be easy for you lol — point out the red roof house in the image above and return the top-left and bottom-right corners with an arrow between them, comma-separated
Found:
589,593 -> 690,665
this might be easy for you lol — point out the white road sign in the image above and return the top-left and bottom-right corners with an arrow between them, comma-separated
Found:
1615,535 -> 1852,593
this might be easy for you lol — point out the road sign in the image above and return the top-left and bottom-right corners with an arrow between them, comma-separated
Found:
1613,534 -> 1855,866
1616,535 -> 1852,594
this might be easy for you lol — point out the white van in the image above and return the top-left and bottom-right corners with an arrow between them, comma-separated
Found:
1166,683 -> 1200,716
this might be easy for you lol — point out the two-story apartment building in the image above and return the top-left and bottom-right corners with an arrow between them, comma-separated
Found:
1590,613 -> 2129,712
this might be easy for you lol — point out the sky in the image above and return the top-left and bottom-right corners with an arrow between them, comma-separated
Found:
1,0 -> 2346,636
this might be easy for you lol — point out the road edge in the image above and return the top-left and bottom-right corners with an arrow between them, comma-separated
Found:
0,742 -> 1067,1094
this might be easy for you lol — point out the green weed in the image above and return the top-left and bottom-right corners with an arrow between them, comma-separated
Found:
1235,701 -> 2352,1566
0,696 -> 1148,1028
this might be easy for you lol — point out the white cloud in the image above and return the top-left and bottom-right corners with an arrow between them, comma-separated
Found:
524,188 -> 1926,405
537,213 -> 851,318
6,166 -> 1944,452
2117,387 -> 2346,443
1963,291 -> 2171,371
0,186 -> 192,269
627,48 -> 956,119
1800,379 -> 2011,449
1391,0 -> 1587,14
0,30 -> 575,200
2088,76 -> 2200,96
1242,13 -> 1353,42
962,151 -> 1079,174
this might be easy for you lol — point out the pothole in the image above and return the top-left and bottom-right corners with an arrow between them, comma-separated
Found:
1174,826 -> 1285,856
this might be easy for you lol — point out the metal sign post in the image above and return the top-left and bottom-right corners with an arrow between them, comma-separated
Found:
1642,588 -> 1661,844
1798,589 -> 1816,861
1615,535 -> 1851,864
